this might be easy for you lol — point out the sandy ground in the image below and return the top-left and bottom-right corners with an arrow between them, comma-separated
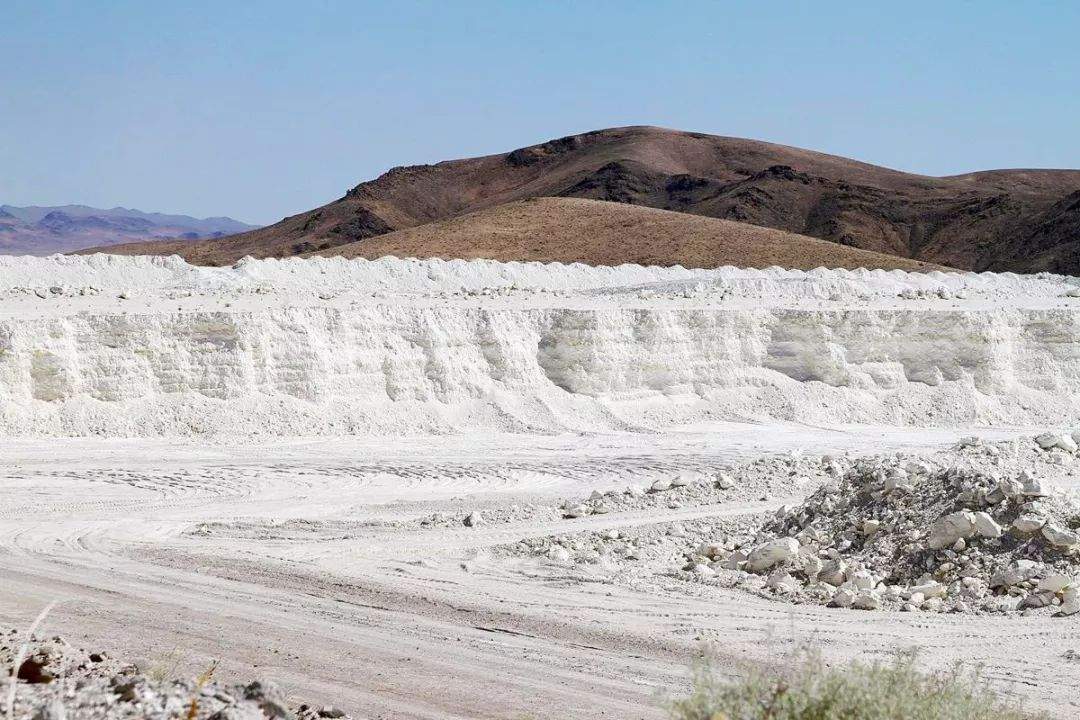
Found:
3,256 -> 1080,718
4,424 -> 1078,720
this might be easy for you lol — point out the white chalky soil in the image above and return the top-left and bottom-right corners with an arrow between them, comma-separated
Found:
1,255 -> 1079,718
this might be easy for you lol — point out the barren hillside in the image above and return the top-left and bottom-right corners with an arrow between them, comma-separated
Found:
85,126 -> 1080,272
313,197 -> 943,271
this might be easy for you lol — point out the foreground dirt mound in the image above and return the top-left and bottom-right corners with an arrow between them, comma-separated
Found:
2,628 -> 349,720
309,197 -> 943,272
82,126 -> 1080,272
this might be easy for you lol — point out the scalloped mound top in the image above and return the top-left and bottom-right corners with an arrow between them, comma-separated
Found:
2,253 -> 1078,307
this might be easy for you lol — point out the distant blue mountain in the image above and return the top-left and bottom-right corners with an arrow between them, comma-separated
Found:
0,204 -> 260,255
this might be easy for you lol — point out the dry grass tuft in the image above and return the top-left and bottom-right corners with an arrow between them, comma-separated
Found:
185,659 -> 218,720
669,647 -> 1046,720
5,603 -> 56,720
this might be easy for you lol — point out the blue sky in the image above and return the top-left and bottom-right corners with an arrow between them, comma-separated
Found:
3,1 -> 1078,224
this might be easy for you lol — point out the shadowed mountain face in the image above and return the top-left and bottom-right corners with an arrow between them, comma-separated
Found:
0,205 -> 258,255
84,126 -> 1080,272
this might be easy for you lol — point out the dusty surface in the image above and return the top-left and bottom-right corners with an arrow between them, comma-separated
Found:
2,255 -> 1080,719
5,429 -> 1080,719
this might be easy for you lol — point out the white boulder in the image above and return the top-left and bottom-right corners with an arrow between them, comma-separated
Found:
908,581 -> 947,599
547,547 -> 571,563
766,570 -> 798,592
990,560 -> 1042,588
1035,432 -> 1077,452
692,563 -> 716,578
928,512 -> 977,549
670,473 -> 693,488
1038,574 -> 1074,593
830,588 -> 855,608
1012,513 -> 1047,534
720,550 -> 749,570
1042,524 -> 1080,548
852,590 -> 881,610
745,538 -> 800,573
818,558 -> 848,587
1060,587 -> 1080,616
851,570 -> 876,591
971,511 -> 1003,539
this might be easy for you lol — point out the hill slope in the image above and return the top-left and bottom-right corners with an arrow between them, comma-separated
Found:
1,204 -> 257,255
311,197 -> 942,271
85,126 -> 1080,272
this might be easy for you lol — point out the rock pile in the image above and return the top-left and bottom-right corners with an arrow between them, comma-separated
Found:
685,436 -> 1080,614
2,629 -> 352,720
502,456 -> 826,573
554,455 -> 823,521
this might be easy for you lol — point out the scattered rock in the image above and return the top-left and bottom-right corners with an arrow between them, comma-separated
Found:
1042,524 -> 1080,548
971,511 -> 1003,538
1036,433 -> 1078,454
244,681 -> 293,719
1038,574 -> 1074,593
745,538 -> 800,573
698,440 -> 1080,613
1013,513 -> 1047,533
928,512 -> 976,549
2,630 -> 336,720
563,505 -> 589,519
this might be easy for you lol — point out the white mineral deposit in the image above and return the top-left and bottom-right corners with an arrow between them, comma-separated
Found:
3,254 -> 1080,718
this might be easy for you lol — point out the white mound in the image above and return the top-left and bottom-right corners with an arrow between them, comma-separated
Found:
1,254 -> 1079,437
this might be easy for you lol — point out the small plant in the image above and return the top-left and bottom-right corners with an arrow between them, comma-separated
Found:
5,603 -> 56,720
185,659 -> 218,720
146,647 -> 183,683
668,647 -> 1045,720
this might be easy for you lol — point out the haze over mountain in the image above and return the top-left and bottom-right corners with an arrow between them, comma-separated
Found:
1,204 -> 258,256
86,126 -> 1080,272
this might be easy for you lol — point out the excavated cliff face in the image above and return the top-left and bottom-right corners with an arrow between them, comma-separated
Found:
1,255 -> 1079,436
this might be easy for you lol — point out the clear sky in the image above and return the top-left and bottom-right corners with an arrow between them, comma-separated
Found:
3,1 -> 1079,225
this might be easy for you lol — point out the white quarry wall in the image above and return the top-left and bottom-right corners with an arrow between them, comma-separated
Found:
2,301 -> 1079,436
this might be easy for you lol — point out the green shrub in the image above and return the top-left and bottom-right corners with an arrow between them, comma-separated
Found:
668,648 -> 1045,720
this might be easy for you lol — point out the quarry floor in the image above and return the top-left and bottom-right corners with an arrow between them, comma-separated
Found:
3,424 -> 1078,720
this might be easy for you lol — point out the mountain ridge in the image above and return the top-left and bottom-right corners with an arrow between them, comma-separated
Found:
0,204 -> 258,255
78,126 -> 1080,271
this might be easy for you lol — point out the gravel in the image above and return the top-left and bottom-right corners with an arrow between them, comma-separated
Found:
699,435 -> 1080,614
2,629 -> 352,720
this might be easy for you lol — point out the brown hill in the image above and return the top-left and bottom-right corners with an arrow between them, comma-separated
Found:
311,197 -> 942,271
86,126 -> 1080,272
